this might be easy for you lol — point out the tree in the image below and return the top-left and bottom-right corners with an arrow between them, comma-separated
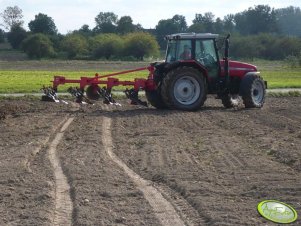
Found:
156,19 -> 177,48
276,6 -> 301,36
117,16 -> 135,34
192,12 -> 215,32
77,24 -> 92,36
61,34 -> 88,59
234,5 -> 278,35
7,25 -> 27,49
0,6 -> 24,31
124,32 -> 159,60
214,18 -> 224,33
90,33 -> 124,59
0,29 -> 5,43
72,25 -> 93,38
22,33 -> 55,58
188,23 -> 205,33
28,13 -> 57,35
94,12 -> 118,33
172,15 -> 187,32
155,15 -> 187,48
135,23 -> 144,31
223,14 -> 235,33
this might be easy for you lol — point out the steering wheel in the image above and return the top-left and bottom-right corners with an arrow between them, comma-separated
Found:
197,52 -> 215,65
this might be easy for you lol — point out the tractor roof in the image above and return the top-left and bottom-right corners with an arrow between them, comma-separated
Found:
165,33 -> 219,40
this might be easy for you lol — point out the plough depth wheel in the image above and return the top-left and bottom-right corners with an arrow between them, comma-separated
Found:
86,85 -> 101,100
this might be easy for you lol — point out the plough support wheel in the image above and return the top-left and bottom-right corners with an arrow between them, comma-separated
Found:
86,85 -> 101,100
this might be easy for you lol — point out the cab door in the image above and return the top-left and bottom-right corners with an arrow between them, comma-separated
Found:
195,39 -> 220,80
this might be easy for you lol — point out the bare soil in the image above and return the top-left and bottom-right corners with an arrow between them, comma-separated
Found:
0,96 -> 300,225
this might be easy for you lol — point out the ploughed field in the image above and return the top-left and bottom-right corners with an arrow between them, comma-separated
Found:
0,96 -> 300,225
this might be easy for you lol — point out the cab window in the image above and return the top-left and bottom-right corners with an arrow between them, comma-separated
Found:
195,39 -> 218,65
195,39 -> 219,78
166,40 -> 192,62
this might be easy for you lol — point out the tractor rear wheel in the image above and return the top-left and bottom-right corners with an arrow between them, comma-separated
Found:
221,94 -> 239,108
161,66 -> 207,111
240,74 -> 265,108
145,87 -> 166,109
86,85 -> 100,100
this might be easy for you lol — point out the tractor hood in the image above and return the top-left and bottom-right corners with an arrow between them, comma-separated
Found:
220,60 -> 258,78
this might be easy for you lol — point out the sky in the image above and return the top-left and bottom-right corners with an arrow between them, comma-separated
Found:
1,0 -> 300,34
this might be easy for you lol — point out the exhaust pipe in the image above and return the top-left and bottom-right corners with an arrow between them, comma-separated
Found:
224,33 -> 230,87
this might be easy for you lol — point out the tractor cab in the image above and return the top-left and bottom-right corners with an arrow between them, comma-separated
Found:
165,33 -> 220,80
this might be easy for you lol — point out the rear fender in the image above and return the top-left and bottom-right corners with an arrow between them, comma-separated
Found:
163,61 -> 208,80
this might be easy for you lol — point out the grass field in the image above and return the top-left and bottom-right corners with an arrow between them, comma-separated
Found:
0,70 -> 147,93
0,60 -> 300,93
261,70 -> 301,89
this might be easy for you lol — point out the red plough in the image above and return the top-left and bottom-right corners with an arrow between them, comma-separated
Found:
42,65 -> 156,106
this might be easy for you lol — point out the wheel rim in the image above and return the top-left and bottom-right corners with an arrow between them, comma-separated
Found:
251,80 -> 264,104
173,76 -> 201,105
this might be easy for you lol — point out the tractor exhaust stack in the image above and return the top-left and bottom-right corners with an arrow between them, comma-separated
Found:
224,33 -> 231,88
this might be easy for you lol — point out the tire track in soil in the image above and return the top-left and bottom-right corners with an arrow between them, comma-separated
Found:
48,117 -> 74,226
25,116 -> 69,173
102,116 -> 187,226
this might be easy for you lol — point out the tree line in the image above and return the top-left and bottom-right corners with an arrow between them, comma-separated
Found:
0,5 -> 301,61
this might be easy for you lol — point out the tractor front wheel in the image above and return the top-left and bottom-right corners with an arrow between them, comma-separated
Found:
161,66 -> 207,111
240,74 -> 266,108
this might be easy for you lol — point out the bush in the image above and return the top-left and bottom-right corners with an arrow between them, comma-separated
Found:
60,34 -> 88,59
285,52 -> 301,68
272,37 -> 301,60
49,34 -> 64,51
89,33 -> 124,59
230,35 -> 260,59
124,32 -> 159,60
7,25 -> 27,49
22,33 -> 55,58
230,33 -> 301,60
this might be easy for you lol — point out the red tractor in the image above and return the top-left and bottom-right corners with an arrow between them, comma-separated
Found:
145,33 -> 266,110
44,33 -> 267,110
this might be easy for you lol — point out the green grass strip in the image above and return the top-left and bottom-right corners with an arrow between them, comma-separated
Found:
0,69 -> 300,93
0,71 -> 147,93
261,70 -> 301,89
